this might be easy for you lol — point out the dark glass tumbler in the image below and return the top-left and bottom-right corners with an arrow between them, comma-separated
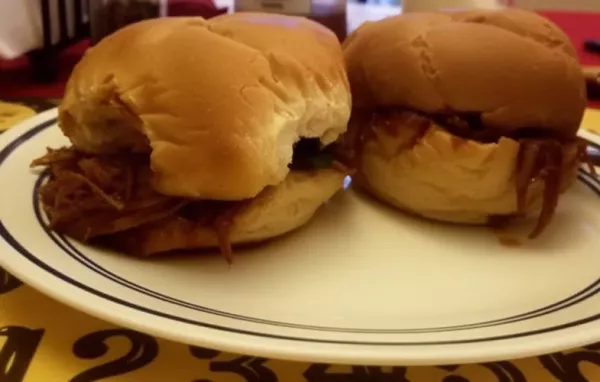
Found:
89,0 -> 167,45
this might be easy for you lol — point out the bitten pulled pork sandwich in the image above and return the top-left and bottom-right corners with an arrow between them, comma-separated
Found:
341,8 -> 590,237
31,13 -> 352,262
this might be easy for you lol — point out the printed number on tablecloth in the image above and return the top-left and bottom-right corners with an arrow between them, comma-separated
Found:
70,329 -> 158,382
304,364 -> 410,381
0,267 -> 22,295
540,344 -> 600,382
190,346 -> 279,382
303,362 -> 526,381
0,326 -> 44,382
436,363 -> 526,382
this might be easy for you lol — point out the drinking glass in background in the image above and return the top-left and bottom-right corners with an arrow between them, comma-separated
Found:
234,0 -> 347,41
89,0 -> 168,45
402,0 -> 509,12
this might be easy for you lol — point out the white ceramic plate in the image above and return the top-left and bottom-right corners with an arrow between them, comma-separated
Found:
1,109 -> 600,366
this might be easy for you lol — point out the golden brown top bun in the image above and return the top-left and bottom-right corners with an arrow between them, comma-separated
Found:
59,13 -> 351,200
343,8 -> 586,138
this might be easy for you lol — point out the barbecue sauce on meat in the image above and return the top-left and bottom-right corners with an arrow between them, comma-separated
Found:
31,139 -> 351,262
516,137 -> 590,238
31,148 -> 242,261
337,110 -> 430,187
343,109 -> 591,239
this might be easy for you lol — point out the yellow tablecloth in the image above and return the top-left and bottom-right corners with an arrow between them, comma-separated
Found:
583,108 -> 600,135
1,101 -> 600,382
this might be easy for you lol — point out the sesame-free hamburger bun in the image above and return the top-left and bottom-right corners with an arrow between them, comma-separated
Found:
341,8 -> 588,236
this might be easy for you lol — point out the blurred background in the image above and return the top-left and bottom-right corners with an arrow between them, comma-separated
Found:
0,0 -> 599,101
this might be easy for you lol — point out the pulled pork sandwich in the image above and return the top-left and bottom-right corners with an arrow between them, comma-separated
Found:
341,8 -> 590,238
31,13 -> 352,262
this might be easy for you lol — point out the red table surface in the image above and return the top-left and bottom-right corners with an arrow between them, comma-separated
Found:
537,11 -> 600,109
0,9 -> 599,105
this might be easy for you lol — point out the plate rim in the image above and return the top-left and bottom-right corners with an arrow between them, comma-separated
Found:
33,169 -> 600,337
1,109 -> 600,365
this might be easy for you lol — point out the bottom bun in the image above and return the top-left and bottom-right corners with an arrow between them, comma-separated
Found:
358,124 -> 581,225
109,169 -> 346,256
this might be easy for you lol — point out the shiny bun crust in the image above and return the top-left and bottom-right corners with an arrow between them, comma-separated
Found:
359,124 -> 581,224
113,169 -> 346,256
59,13 -> 351,200
343,9 -> 587,225
343,8 -> 586,138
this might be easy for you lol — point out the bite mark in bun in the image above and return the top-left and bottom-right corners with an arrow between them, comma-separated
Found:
31,13 -> 352,262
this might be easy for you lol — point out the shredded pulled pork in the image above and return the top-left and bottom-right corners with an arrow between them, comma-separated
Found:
31,141 -> 350,263
342,109 -> 592,239
30,147 -> 240,262
516,137 -> 591,238
337,111 -> 431,171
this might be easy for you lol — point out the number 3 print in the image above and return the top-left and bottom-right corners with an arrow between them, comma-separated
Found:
190,346 -> 278,382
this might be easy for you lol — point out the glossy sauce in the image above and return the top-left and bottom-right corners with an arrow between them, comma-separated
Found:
347,109 -> 591,240
498,236 -> 522,247
307,11 -> 347,41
